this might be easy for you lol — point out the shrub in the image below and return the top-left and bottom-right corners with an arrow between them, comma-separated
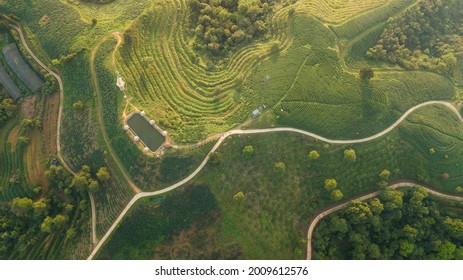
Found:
379,169 -> 391,181
242,145 -> 254,158
324,179 -> 337,192
344,149 -> 357,162
330,189 -> 344,201
73,100 -> 84,110
309,150 -> 320,160
360,67 -> 374,81
233,191 -> 245,200
274,162 -> 286,176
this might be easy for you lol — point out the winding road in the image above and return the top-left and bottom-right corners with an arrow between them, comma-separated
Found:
87,99 -> 463,260
4,13 -> 463,262
1,15 -> 98,246
89,33 -> 141,194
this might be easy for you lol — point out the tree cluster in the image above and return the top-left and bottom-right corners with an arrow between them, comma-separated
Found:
324,179 -> 343,201
189,0 -> 274,55
0,164 -> 89,258
314,187 -> 463,259
71,165 -> 110,193
0,97 -> 16,127
367,0 -> 463,75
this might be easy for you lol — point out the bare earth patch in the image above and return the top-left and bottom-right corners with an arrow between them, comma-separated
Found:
20,95 -> 39,119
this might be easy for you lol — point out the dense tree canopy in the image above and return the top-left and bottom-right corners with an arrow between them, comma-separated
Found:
368,0 -> 463,75
189,0 -> 274,55
314,187 -> 463,259
0,164 -> 86,258
0,97 -> 16,127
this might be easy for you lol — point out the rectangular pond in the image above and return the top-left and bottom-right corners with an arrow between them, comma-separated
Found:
127,113 -> 165,152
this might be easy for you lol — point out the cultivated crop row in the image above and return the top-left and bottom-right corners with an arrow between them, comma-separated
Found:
296,0 -> 388,24
116,0 -> 293,141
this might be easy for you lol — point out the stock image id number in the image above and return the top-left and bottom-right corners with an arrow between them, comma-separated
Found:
247,266 -> 309,276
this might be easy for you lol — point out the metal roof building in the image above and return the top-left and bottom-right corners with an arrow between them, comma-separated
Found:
0,63 -> 22,101
2,44 -> 44,92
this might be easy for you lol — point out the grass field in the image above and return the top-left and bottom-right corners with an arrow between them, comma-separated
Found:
97,103 -> 463,259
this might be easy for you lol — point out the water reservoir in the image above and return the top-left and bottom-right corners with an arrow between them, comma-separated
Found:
126,113 -> 165,152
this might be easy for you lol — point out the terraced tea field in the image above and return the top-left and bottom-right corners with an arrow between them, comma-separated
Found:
3,0 -> 463,261
296,0 -> 389,24
113,0 -> 452,143
115,0 -> 294,142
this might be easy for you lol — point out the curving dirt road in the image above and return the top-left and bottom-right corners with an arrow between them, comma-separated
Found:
0,15 -> 98,246
89,33 -> 141,194
87,100 -> 463,259
306,182 -> 463,260
4,19 -> 462,259
5,6 -> 463,260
